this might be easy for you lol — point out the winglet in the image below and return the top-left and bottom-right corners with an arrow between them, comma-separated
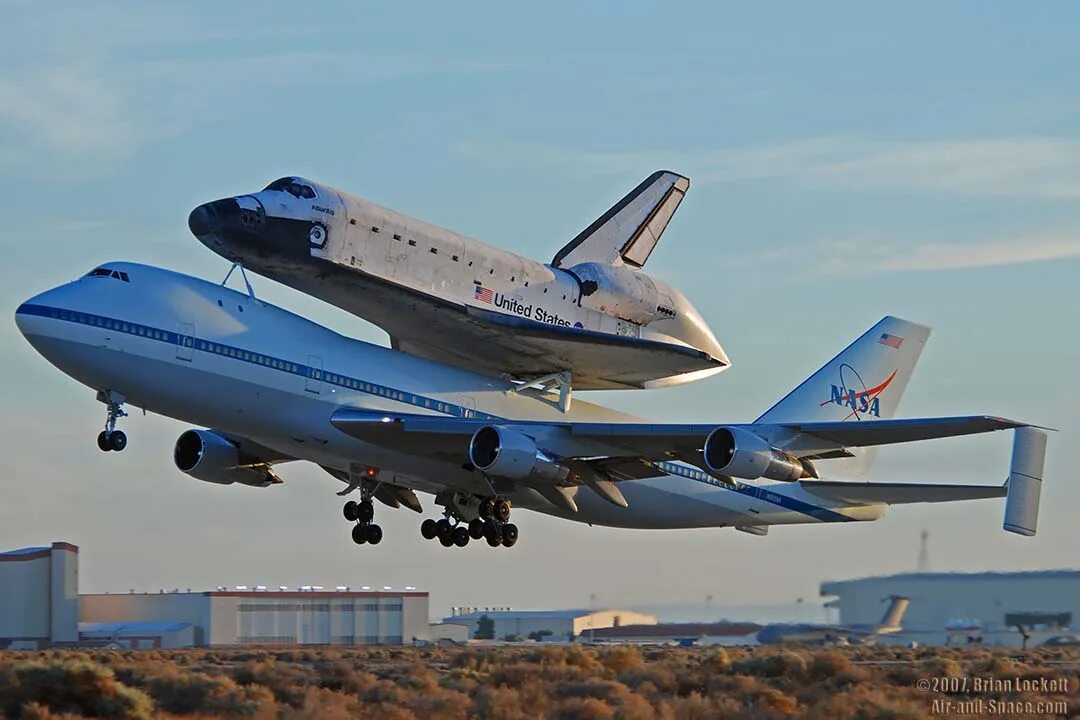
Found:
1003,427 -> 1048,536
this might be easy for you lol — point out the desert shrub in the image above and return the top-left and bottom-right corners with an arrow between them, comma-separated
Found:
0,658 -> 154,720
144,666 -> 274,716
702,647 -> 731,673
553,696 -> 616,720
809,650 -> 851,680
472,686 -> 528,720
732,650 -> 808,679
600,646 -> 644,674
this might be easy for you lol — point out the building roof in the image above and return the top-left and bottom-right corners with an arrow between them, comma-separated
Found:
590,622 -> 761,639
80,590 -> 427,599
80,621 -> 192,635
446,609 -> 595,621
0,542 -> 78,562
822,569 -> 1080,592
0,548 -> 48,561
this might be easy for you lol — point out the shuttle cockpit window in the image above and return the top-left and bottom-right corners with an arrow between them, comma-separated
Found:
85,267 -> 130,282
263,177 -> 317,199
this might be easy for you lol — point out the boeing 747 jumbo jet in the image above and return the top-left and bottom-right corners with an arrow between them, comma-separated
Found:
16,263 -> 1047,549
188,172 -> 729,398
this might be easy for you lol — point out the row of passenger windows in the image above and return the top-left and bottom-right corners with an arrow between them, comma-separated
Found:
48,309 -> 168,339
197,341 -> 299,373
50,306 -> 490,421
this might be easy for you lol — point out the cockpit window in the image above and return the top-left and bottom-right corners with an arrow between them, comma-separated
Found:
85,267 -> 129,282
263,177 -> 316,199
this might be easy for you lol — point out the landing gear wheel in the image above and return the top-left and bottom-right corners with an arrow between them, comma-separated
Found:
439,532 -> 455,548
365,524 -> 383,545
436,518 -> 452,538
453,526 -> 470,547
468,518 -> 485,540
108,430 -> 127,452
97,431 -> 112,452
501,523 -> 519,547
479,498 -> 494,520
421,519 -> 438,540
486,532 -> 503,547
494,498 -> 511,523
351,524 -> 368,545
343,501 -> 359,522
357,500 -> 374,523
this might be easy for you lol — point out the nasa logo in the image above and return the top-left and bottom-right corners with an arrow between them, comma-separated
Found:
820,364 -> 897,420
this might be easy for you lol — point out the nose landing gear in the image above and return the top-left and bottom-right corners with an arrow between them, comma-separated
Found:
343,479 -> 383,546
96,391 -> 128,452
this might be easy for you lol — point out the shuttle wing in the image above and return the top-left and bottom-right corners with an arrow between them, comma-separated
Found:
553,171 -> 690,269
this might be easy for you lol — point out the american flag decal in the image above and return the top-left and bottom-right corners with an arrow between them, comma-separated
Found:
878,333 -> 904,349
474,285 -> 494,303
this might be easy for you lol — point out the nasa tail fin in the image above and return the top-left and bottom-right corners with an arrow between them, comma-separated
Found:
755,316 -> 931,475
877,596 -> 910,631
552,170 -> 689,270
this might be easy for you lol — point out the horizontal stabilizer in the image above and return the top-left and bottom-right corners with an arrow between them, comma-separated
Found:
799,480 -> 1007,505
553,171 -> 689,269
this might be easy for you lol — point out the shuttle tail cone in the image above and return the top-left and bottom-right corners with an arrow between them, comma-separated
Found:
1003,426 -> 1048,537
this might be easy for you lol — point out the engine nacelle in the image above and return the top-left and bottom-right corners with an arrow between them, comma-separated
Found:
468,425 -> 569,483
173,429 -> 280,488
703,426 -> 814,482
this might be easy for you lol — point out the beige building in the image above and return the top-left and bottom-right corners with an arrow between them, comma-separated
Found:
443,609 -> 658,641
0,542 -> 79,648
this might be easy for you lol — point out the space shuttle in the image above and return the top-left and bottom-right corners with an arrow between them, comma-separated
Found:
187,171 -> 728,398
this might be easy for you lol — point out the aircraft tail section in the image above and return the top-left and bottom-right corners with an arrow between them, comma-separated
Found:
553,170 -> 689,269
877,596 -> 910,631
755,316 -> 931,475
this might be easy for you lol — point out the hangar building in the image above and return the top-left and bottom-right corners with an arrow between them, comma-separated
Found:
82,589 -> 429,646
822,570 -> 1080,647
0,542 -> 429,648
0,542 -> 79,648
443,608 -> 657,641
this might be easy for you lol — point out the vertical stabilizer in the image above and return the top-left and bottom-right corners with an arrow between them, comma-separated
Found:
755,316 -> 931,476
552,171 -> 689,269
877,596 -> 910,631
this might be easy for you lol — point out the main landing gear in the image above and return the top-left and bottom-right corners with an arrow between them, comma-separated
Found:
96,391 -> 128,452
344,492 -> 383,546
420,497 -> 518,549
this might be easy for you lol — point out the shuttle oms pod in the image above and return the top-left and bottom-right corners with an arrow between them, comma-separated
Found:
188,172 -> 729,394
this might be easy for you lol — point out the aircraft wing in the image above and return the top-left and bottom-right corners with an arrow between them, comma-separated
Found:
330,410 -> 1027,470
798,481 -> 1007,505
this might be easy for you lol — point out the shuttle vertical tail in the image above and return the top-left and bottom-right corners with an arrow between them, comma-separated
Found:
552,171 -> 689,269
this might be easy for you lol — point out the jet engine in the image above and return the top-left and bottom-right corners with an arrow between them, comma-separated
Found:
173,429 -> 281,488
703,427 -> 816,482
468,425 -> 570,483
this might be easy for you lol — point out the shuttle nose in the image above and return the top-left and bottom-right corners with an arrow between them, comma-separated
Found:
187,202 -> 217,238
187,196 -> 264,244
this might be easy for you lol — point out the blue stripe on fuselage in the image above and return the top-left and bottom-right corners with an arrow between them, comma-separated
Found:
17,302 -> 855,523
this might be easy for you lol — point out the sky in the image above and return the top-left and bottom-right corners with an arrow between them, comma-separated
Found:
0,2 -> 1077,621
